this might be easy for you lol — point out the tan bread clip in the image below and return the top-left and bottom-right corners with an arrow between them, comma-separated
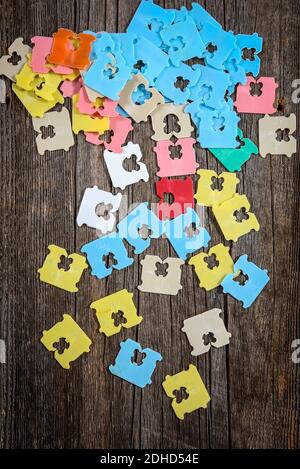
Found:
32,107 -> 74,155
182,308 -> 231,356
118,73 -> 164,123
0,38 -> 31,81
138,255 -> 184,296
259,114 -> 297,158
150,103 -> 193,141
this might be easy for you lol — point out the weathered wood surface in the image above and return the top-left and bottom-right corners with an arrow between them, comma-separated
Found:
0,0 -> 299,449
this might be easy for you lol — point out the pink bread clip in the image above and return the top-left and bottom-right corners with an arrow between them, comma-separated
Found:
31,36 -> 74,75
31,36 -> 53,73
98,97 -> 119,117
154,137 -> 199,177
85,116 -> 133,152
50,64 -> 74,74
234,76 -> 278,114
60,76 -> 82,98
78,86 -> 119,117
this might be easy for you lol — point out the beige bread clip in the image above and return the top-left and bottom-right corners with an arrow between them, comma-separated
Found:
259,114 -> 297,158
32,107 -> 74,155
182,308 -> 231,356
118,73 -> 164,123
0,38 -> 31,81
150,103 -> 193,141
138,254 -> 184,296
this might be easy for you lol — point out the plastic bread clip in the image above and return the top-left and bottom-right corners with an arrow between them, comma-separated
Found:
109,338 -> 162,388
103,142 -> 149,190
234,77 -> 278,114
258,114 -> 297,158
188,243 -> 234,291
118,73 -> 164,123
209,128 -> 259,172
117,202 -> 163,255
81,233 -> 134,280
151,103 -> 193,141
90,289 -> 142,337
38,244 -> 88,292
221,255 -> 270,308
194,169 -> 240,207
40,314 -> 91,369
77,186 -> 122,234
155,137 -> 198,177
212,193 -> 260,242
48,28 -> 95,70
72,93 -> 109,134
0,38 -> 31,81
32,107 -> 74,155
182,308 -> 231,355
138,255 -> 184,296
162,364 -> 211,420
164,208 -> 211,260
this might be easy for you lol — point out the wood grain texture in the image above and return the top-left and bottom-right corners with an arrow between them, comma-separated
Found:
0,0 -> 299,449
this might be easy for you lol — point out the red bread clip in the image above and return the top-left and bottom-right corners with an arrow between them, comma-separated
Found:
48,28 -> 95,70
85,115 -> 133,152
156,177 -> 194,220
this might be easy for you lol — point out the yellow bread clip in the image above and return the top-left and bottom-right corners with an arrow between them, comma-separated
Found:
162,364 -> 211,420
188,243 -> 234,291
194,169 -> 239,207
72,93 -> 109,134
15,58 -> 62,101
38,244 -> 87,293
212,193 -> 260,242
90,289 -> 142,337
40,314 -> 91,369
12,83 -> 64,117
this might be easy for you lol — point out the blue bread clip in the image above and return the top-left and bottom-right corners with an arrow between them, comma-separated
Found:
200,22 -> 236,70
160,12 -> 205,66
81,233 -> 133,279
109,338 -> 162,388
165,208 -> 211,260
189,2 -> 222,30
155,62 -> 201,104
186,101 -> 240,148
235,33 -> 263,77
133,36 -> 169,86
221,255 -> 270,308
83,50 -> 131,100
127,0 -> 175,47
189,64 -> 232,109
224,46 -> 247,93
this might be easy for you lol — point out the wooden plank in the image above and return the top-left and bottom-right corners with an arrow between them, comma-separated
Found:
224,0 -> 300,449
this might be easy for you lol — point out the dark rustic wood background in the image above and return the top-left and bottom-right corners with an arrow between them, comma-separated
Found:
0,0 -> 299,450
